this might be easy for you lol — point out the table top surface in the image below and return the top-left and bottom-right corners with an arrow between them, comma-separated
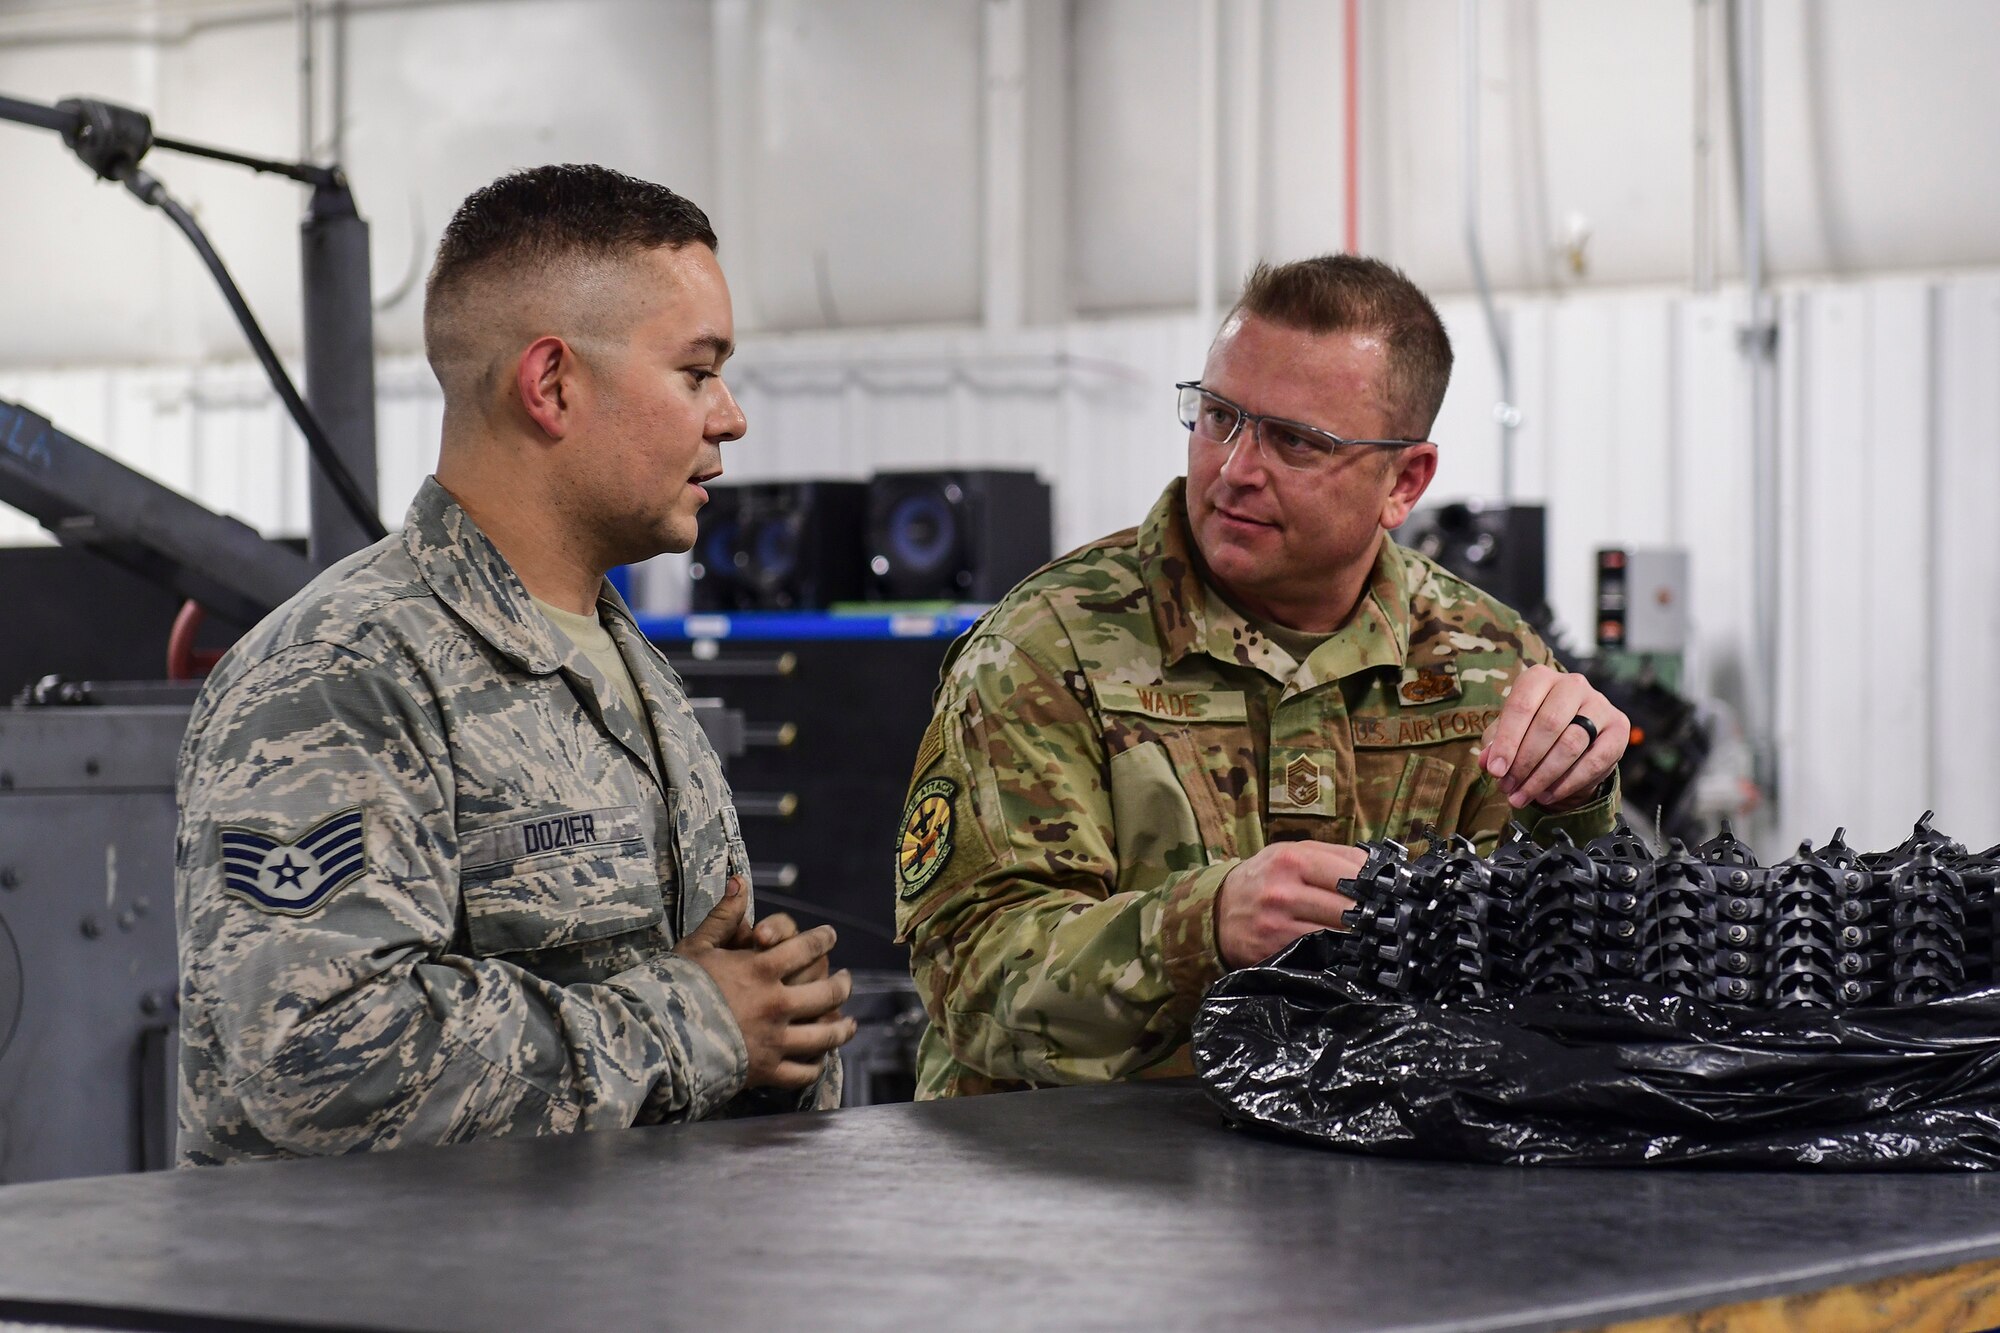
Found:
1,1082 -> 1998,1333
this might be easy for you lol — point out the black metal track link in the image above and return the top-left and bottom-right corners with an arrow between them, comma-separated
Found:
1321,812 -> 2000,1011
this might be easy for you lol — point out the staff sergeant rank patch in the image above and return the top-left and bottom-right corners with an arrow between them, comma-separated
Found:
219,808 -> 366,916
898,777 -> 957,900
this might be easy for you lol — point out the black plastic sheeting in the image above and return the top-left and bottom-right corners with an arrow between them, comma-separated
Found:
1193,931 -> 2000,1169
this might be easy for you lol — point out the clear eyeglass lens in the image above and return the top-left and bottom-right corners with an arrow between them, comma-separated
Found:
1262,423 -> 1332,465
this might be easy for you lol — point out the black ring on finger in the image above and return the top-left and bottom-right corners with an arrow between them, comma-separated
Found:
1567,713 -> 1599,746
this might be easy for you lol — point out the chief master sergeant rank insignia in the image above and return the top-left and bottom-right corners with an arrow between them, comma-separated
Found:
218,808 -> 367,916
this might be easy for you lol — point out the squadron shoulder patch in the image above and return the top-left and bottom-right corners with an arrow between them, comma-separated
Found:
898,777 -> 957,900
218,808 -> 366,916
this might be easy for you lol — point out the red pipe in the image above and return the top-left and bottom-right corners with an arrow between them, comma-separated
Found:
167,599 -> 224,681
1344,0 -> 1360,253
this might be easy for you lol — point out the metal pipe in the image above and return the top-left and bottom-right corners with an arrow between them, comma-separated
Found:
1343,0 -> 1359,253
302,178 -> 381,565
1228,0 -> 1263,287
1692,0 -> 1715,292
296,0 -> 314,164
1195,0 -> 1220,334
1460,0 -> 1517,497
1730,0 -> 1780,806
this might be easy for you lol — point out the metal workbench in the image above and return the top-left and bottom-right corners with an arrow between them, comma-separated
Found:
1,1082 -> 1998,1332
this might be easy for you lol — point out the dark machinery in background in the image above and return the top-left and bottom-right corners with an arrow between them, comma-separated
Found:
659,474 -> 1056,1102
867,468 -> 1053,602
689,480 -> 869,611
1399,502 -> 1713,841
0,89 -> 381,1182
652,625 -> 975,1104
691,469 -> 1054,611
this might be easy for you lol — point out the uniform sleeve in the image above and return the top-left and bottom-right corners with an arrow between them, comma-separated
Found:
177,643 -> 749,1157
896,633 -> 1228,1086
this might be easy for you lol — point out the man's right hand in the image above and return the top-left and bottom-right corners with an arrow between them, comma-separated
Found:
1216,840 -> 1368,968
675,881 -> 857,1089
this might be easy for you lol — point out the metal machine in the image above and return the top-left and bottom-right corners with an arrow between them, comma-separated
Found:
0,90 -> 381,1182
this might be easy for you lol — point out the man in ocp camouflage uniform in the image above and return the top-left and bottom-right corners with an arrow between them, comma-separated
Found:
897,256 -> 1630,1097
176,166 -> 854,1164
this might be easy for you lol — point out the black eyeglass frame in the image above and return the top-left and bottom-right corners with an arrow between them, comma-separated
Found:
1174,381 -> 1430,466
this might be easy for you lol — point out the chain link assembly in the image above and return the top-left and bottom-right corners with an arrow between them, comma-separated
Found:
1327,814 -> 1998,1010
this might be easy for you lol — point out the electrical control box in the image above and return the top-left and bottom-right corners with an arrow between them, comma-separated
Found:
1596,548 -> 1690,656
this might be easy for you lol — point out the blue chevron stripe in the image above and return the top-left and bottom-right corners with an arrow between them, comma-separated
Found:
216,808 -> 367,916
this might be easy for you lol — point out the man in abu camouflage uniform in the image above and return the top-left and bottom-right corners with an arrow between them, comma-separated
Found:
897,256 -> 1629,1096
176,166 -> 854,1164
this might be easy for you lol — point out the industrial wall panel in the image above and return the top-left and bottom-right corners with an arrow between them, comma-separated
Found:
1672,294 -> 1755,727
1783,285 -> 1872,845
1537,294 -> 1679,647
1930,275 -> 2000,844
1427,296 -> 1514,503
1060,316 -> 1202,549
1856,282 -> 1936,848
372,362 -> 444,525
8,273 -> 2000,846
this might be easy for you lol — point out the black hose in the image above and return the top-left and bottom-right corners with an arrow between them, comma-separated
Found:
130,168 -> 386,544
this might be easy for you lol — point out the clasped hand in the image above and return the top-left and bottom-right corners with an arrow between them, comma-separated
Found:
674,878 -> 856,1089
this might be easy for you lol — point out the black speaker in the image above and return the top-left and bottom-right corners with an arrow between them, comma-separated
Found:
688,481 -> 869,611
1396,502 -> 1548,621
865,469 -> 1053,603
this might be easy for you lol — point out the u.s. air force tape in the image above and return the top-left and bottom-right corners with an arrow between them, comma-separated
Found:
218,808 -> 366,916
898,777 -> 956,899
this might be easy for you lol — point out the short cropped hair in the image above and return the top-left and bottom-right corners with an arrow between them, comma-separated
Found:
1232,256 -> 1453,436
426,163 -> 716,309
423,166 -> 717,406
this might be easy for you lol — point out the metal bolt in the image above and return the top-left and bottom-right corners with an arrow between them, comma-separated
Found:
1729,869 -> 1749,888
80,914 -> 102,939
1617,865 -> 1638,884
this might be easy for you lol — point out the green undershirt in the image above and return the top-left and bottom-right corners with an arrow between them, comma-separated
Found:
531,594 -> 649,737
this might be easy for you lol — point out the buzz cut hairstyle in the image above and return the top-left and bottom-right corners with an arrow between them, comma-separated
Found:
1232,255 -> 1454,438
423,164 -> 717,371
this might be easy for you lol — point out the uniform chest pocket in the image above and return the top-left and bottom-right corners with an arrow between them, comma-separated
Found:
458,805 -> 662,956
1095,682 -> 1251,873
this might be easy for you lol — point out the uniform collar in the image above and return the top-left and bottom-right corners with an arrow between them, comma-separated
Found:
403,477 -> 620,676
1138,477 -> 1413,688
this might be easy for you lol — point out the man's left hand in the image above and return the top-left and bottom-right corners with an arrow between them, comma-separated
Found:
1477,664 -> 1629,812
751,911 -> 833,989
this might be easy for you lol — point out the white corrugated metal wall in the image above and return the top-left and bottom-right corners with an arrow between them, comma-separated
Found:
5,270 -> 1999,849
